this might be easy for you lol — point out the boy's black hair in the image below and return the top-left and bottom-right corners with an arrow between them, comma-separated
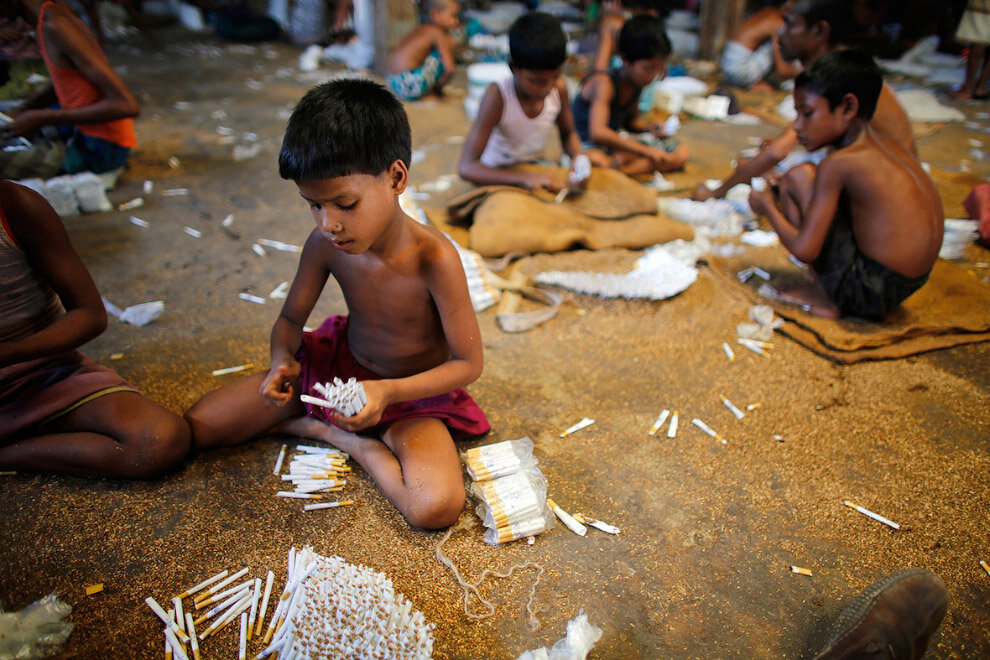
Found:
279,78 -> 411,181
617,14 -> 671,63
795,49 -> 882,119
508,12 -> 566,70
793,0 -> 852,46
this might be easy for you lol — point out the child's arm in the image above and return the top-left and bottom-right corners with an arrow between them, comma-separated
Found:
693,126 -> 799,200
434,28 -> 457,87
260,230 -> 331,406
585,76 -> 671,167
0,183 -> 106,367
6,10 -> 138,137
337,238 -> 483,431
556,80 -> 586,161
749,158 -> 842,263
458,83 -> 563,191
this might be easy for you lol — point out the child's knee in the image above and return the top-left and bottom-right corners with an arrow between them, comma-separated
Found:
780,162 -> 815,190
116,413 -> 190,478
404,486 -> 465,530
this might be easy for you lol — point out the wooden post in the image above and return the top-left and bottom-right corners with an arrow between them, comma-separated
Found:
373,0 -> 389,76
698,0 -> 747,61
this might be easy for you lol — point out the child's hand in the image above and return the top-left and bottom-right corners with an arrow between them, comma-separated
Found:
260,360 -> 300,406
330,379 -> 388,432
524,171 -> 564,193
567,154 -> 592,189
691,185 -> 715,201
748,187 -> 775,216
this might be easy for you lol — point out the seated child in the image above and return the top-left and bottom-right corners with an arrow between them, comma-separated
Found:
694,0 -> 916,201
720,0 -> 801,90
386,0 -> 461,101
0,181 -> 189,477
2,0 -> 139,178
458,11 -> 608,192
185,79 -> 490,530
748,51 -> 943,320
572,14 -> 689,176
590,0 -> 665,72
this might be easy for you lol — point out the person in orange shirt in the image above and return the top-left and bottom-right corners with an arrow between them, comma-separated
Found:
2,0 -> 138,176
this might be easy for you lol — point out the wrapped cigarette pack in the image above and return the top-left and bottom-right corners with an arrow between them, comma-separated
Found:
462,437 -> 554,545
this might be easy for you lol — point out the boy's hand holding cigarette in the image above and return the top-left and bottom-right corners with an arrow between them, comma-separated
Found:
329,379 -> 385,432
260,360 -> 300,406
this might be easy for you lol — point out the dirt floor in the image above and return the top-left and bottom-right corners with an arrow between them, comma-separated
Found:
2,19 -> 990,660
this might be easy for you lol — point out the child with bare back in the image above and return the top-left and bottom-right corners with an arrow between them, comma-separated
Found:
748,51 -> 943,320
385,0 -> 460,101
720,0 -> 802,90
0,181 -> 189,477
185,79 -> 489,530
458,11 -> 607,192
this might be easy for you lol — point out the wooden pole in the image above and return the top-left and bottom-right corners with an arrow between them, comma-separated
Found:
698,0 -> 747,61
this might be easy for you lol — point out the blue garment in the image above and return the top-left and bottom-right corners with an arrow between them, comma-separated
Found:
386,50 -> 444,101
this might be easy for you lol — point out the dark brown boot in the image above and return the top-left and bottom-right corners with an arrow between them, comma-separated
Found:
814,568 -> 948,659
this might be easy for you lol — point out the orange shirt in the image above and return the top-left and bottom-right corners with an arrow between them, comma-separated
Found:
37,1 -> 137,148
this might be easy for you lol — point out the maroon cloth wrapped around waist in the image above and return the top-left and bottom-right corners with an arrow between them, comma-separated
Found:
297,315 -> 490,440
0,350 -> 136,442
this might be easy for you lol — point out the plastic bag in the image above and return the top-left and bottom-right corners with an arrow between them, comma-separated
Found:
482,509 -> 555,546
517,611 -> 603,660
461,437 -> 536,482
0,593 -> 74,660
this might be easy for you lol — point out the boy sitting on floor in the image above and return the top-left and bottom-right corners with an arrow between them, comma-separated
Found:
386,0 -> 461,101
185,79 -> 489,530
0,181 -> 189,477
572,14 -> 689,176
748,51 -> 943,320
458,11 -> 608,192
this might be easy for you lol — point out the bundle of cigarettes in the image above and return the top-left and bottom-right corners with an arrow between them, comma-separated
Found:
146,564 -> 274,660
257,546 -> 434,659
463,438 -> 554,545
273,444 -> 355,510
301,377 -> 367,417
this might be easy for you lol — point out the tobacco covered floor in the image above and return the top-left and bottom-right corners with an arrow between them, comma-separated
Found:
1,24 -> 988,660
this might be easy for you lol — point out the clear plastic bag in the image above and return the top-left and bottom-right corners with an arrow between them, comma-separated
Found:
461,436 -> 536,482
0,593 -> 74,660
470,467 -> 548,530
482,509 -> 555,546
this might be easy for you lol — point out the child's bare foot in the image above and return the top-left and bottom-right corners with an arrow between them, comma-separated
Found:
274,415 -> 377,458
951,88 -> 974,100
776,282 -> 841,318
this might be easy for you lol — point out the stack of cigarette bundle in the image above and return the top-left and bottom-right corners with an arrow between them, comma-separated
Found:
462,437 -> 554,545
301,377 -> 367,417
274,444 -> 355,510
258,545 -> 434,659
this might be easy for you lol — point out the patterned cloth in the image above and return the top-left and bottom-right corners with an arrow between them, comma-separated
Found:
297,315 -> 490,440
720,39 -> 775,88
386,50 -> 444,101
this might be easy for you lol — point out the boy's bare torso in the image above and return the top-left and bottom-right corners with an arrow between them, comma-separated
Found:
829,128 -> 942,277
316,216 -> 452,378
387,24 -> 452,74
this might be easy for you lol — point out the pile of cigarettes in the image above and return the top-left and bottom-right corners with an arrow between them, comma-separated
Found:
300,377 -> 367,417
462,437 -> 554,545
257,546 -> 434,659
273,444 -> 355,511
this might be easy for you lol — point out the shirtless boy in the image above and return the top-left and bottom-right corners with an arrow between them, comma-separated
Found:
185,79 -> 489,529
748,50 -> 943,319
386,0 -> 460,101
694,0 -> 915,201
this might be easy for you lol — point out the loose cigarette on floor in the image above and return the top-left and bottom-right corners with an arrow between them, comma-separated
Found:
980,560 -> 990,578
200,593 -> 252,640
667,412 -> 679,438
740,338 -> 774,349
195,578 -> 251,609
238,292 -> 265,304
790,566 -> 813,576
248,578 -> 261,640
165,637 -> 172,660
277,491 -> 323,499
273,444 -> 287,475
648,409 -> 671,436
119,197 -> 144,210
194,587 -> 250,624
269,281 -> 290,299
163,188 -> 189,196
257,238 -> 302,252
753,266 -> 771,280
842,500 -> 900,530
173,597 -> 185,635
146,597 -> 189,643
255,571 -> 275,637
177,569 -> 228,600
194,567 -> 250,604
547,498 -> 587,536
560,417 -> 594,437
746,402 -> 761,411
692,417 -> 727,444
164,627 -> 188,660
737,339 -> 765,356
183,226 -> 202,238
85,583 -> 104,596
129,215 -> 149,228
211,363 -> 253,377
239,612 -> 248,659
303,500 -> 354,511
573,513 -> 621,534
184,613 -> 201,660
720,395 -> 745,420
554,188 -> 568,203
252,243 -> 266,256
722,342 -> 735,361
